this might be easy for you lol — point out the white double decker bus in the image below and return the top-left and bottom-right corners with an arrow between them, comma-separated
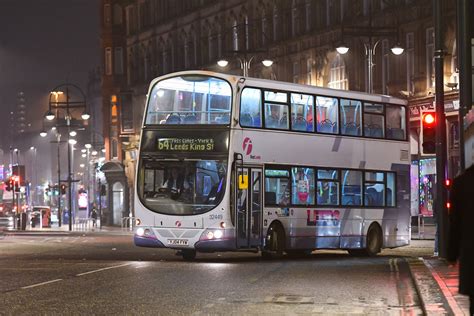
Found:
134,71 -> 410,260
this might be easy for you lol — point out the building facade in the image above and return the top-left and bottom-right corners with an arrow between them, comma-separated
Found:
100,0 -> 459,225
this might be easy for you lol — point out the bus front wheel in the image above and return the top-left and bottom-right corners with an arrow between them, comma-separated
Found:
262,223 -> 285,259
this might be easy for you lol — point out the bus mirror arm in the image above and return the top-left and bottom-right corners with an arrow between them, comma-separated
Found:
234,152 -> 244,184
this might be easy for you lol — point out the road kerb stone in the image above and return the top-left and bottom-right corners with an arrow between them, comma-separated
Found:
406,257 -> 453,315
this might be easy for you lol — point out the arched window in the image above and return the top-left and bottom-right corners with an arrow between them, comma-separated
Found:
232,19 -> 239,51
328,55 -> 348,90
273,5 -> 278,41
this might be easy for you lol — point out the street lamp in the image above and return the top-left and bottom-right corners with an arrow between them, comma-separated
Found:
43,83 -> 89,231
217,51 -> 273,77
336,3 -> 404,94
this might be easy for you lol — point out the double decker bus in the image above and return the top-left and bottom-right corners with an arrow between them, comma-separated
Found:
134,71 -> 410,260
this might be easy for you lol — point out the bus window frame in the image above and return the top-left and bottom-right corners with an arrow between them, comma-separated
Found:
145,74 -> 233,126
263,164 -> 398,209
238,86 -> 408,141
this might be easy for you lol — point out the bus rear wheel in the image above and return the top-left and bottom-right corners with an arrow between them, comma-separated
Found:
348,224 -> 382,257
365,224 -> 382,256
181,249 -> 196,261
262,223 -> 285,259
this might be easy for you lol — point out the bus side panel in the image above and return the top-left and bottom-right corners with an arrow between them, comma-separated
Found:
382,163 -> 411,248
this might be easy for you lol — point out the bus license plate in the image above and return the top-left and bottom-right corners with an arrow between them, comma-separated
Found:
168,239 -> 188,246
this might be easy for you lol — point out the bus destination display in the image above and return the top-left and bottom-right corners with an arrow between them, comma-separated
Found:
158,137 -> 215,152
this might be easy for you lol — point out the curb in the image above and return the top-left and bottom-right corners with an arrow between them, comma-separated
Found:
406,257 -> 453,315
3,230 -> 133,237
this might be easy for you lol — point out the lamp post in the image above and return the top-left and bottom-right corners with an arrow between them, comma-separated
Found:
335,2 -> 404,94
29,147 -> 37,207
43,84 -> 89,231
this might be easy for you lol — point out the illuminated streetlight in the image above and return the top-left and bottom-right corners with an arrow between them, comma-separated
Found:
45,110 -> 55,121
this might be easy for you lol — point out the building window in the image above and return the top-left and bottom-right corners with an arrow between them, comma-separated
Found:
406,32 -> 415,94
382,39 -> 390,94
273,5 -> 278,41
292,61 -> 299,83
328,55 -> 348,90
120,94 -> 134,133
105,47 -> 112,75
126,6 -> 136,35
232,19 -> 239,51
113,4 -> 122,25
292,0 -> 299,37
306,59 -> 313,85
111,139 -> 118,159
244,15 -> 249,50
426,27 -> 435,89
114,47 -> 123,75
104,4 -> 112,25
305,0 -> 312,32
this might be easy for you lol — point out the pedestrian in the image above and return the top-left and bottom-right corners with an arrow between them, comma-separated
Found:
447,164 -> 474,315
91,205 -> 98,228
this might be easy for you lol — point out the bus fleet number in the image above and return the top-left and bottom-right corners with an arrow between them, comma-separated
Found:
209,214 -> 223,220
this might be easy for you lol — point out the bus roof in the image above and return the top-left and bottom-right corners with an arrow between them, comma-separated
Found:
148,70 -> 407,106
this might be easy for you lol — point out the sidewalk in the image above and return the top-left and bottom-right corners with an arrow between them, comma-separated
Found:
406,237 -> 470,315
424,259 -> 470,315
4,224 -> 133,236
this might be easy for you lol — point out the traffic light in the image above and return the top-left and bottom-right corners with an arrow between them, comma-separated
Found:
60,184 -> 67,195
421,111 -> 436,155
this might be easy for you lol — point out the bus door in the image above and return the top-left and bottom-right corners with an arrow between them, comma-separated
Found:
236,167 -> 262,249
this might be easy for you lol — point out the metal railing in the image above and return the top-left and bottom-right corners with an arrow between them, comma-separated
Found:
121,217 -> 136,231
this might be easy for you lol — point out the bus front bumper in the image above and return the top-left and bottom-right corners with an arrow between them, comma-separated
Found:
134,235 -> 166,248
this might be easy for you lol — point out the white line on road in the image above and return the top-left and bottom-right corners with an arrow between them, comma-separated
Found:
76,263 -> 132,277
21,279 -> 63,289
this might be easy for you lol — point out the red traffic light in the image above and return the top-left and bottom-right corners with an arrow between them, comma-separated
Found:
422,113 -> 436,125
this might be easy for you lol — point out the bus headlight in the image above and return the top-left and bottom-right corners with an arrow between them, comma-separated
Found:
213,230 -> 223,239
136,227 -> 145,236
206,231 -> 214,239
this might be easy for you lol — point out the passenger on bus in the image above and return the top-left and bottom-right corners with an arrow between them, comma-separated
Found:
266,105 -> 281,128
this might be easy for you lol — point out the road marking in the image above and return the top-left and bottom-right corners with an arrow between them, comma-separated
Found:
22,279 -> 62,289
76,263 -> 132,276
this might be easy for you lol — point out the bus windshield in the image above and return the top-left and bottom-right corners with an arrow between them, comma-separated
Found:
145,75 -> 232,125
138,159 -> 227,215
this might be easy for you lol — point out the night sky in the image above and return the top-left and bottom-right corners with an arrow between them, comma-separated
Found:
0,0 -> 100,151
0,0 -> 99,183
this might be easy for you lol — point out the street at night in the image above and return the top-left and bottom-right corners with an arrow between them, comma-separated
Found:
1,0 -> 474,314
0,232 -> 432,315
